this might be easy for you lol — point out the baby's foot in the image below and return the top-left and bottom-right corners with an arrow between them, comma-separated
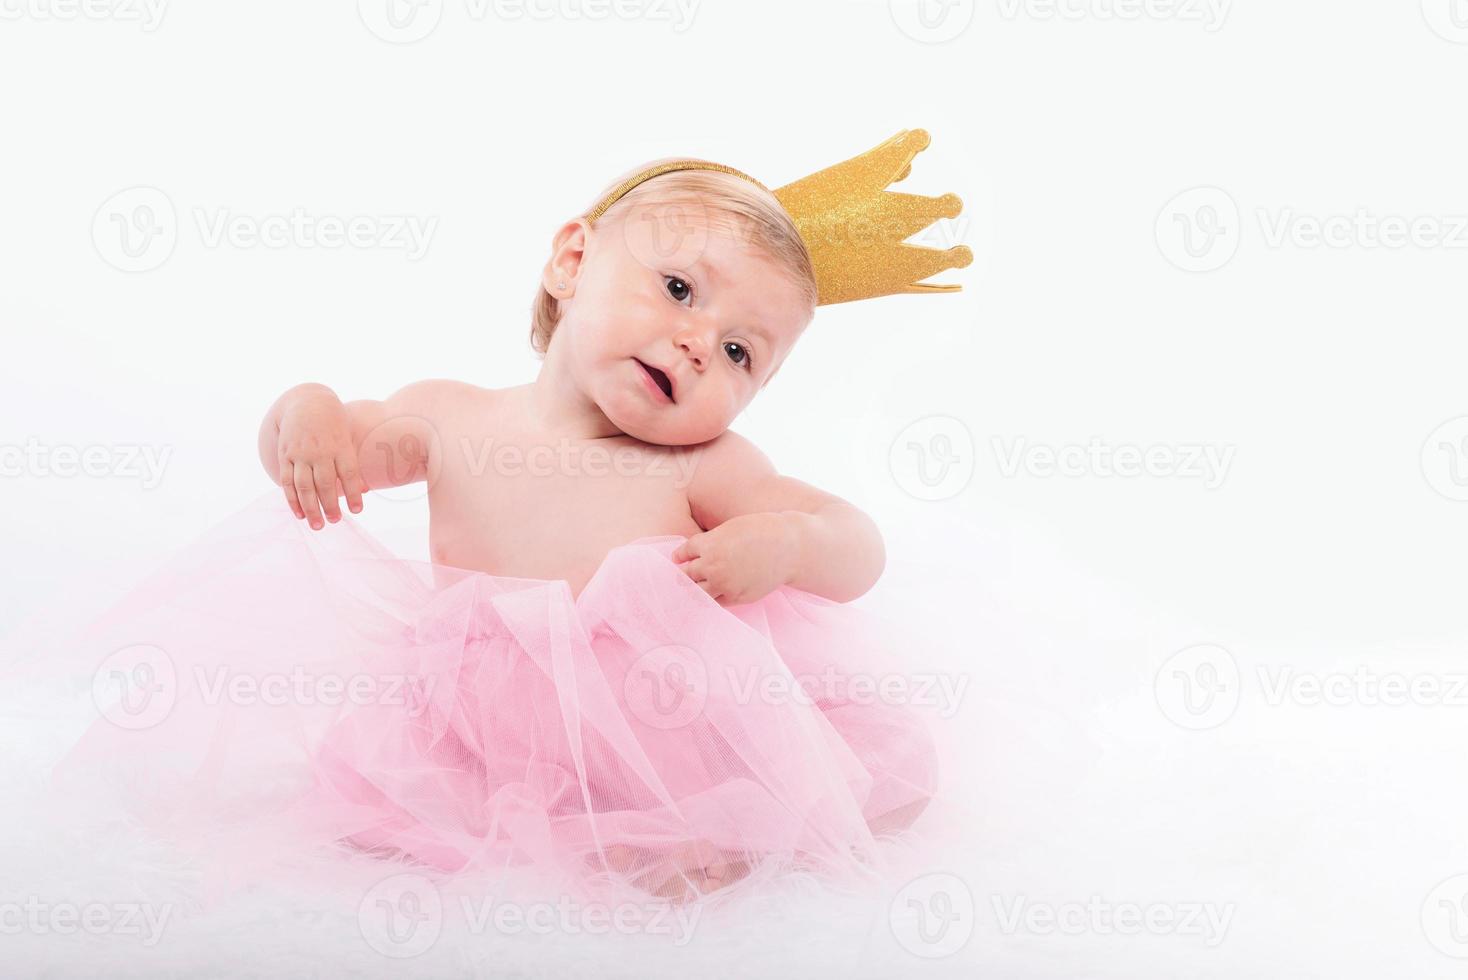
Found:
588,841 -> 752,903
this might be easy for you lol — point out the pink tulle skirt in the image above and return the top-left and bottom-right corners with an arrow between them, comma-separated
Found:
44,492 -> 939,904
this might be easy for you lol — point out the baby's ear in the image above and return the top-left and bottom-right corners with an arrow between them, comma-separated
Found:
542,217 -> 591,293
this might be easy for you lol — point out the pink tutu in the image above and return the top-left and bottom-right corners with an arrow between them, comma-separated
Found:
44,491 -> 939,904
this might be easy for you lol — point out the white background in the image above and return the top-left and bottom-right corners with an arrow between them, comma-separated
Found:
4,0 -> 1468,977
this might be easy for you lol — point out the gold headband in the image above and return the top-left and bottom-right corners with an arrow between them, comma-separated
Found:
583,129 -> 973,307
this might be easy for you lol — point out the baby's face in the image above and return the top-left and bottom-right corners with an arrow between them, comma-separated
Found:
560,206 -> 813,446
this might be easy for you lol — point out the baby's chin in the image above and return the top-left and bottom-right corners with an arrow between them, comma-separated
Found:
599,398 -> 728,447
612,418 -> 728,448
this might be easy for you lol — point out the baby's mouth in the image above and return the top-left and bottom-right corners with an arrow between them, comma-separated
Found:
635,359 -> 676,403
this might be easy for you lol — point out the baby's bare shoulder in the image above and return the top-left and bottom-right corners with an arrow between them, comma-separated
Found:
684,428 -> 777,489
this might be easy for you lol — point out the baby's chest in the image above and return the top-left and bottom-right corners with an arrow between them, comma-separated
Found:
426,439 -> 704,579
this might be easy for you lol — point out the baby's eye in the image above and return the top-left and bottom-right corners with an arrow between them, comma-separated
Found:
723,341 -> 753,372
663,275 -> 693,305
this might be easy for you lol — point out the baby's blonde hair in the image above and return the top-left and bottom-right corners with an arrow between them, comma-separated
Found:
530,163 -> 818,356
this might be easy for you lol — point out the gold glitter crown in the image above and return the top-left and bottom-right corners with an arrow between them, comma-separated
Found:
584,128 -> 973,306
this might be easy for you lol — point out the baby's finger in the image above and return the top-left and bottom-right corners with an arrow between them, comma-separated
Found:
293,463 -> 324,529
277,451 -> 306,519
313,461 -> 341,523
279,465 -> 305,520
671,536 -> 701,563
336,454 -> 365,515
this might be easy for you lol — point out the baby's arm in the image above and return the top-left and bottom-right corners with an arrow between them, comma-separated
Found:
257,380 -> 454,528
675,431 -> 885,604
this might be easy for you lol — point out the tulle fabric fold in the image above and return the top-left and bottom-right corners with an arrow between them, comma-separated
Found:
45,491 -> 939,903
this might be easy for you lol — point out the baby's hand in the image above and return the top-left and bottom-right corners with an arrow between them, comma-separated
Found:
275,391 -> 366,529
670,512 -> 801,606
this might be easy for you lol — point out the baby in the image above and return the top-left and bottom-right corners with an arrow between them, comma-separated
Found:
256,164 -> 884,609
239,137 -> 964,900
